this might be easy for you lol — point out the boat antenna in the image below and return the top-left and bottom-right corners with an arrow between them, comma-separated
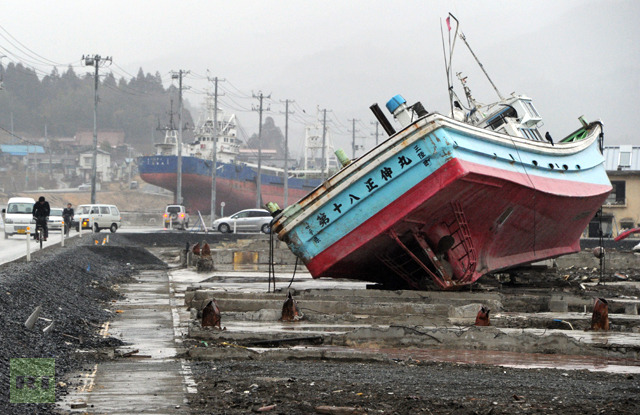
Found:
440,20 -> 453,117
441,13 -> 460,116
458,31 -> 504,100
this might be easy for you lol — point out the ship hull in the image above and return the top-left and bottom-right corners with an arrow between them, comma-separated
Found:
272,114 -> 611,289
138,156 -> 320,214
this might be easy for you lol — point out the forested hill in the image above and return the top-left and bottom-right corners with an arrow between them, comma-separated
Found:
0,63 -> 194,153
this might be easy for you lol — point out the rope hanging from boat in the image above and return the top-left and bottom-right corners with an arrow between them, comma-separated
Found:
287,257 -> 299,289
598,125 -> 606,285
268,229 -> 300,291
505,134 -> 539,255
268,226 -> 276,293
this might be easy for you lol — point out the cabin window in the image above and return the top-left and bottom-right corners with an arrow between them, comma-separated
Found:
520,128 -> 542,141
606,181 -> 626,205
487,106 -> 518,130
531,129 -> 542,140
619,151 -> 631,168
523,101 -> 540,118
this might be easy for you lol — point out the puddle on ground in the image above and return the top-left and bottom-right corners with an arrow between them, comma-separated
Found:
282,345 -> 640,374
377,347 -> 640,374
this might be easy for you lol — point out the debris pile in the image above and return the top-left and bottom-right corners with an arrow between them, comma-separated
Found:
0,240 -> 166,415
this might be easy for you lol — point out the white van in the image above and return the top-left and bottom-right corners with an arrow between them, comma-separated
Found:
74,204 -> 121,233
2,197 -> 36,239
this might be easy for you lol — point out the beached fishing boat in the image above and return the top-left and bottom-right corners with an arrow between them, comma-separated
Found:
271,17 -> 611,289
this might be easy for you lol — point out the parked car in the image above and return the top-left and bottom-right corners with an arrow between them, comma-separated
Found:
74,204 -> 121,233
212,209 -> 272,233
163,205 -> 189,230
78,183 -> 91,191
47,208 -> 64,232
2,197 -> 36,238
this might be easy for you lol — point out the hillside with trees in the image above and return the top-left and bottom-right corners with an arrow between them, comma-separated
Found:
0,63 -> 193,153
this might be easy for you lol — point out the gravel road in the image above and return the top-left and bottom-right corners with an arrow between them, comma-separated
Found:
0,238 -> 166,415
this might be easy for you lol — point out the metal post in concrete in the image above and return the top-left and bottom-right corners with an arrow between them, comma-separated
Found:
61,224 -> 65,247
233,221 -> 236,234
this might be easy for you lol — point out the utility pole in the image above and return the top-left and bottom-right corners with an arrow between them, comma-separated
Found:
252,91 -> 270,208
207,74 -> 225,223
171,69 -> 189,205
280,99 -> 294,207
83,54 -> 112,204
34,143 -> 37,190
46,123 -> 52,175
24,147 -> 28,189
348,118 -> 359,159
320,109 -> 328,181
371,121 -> 380,146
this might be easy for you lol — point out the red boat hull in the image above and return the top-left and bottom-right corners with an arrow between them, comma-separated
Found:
139,172 -> 314,215
305,158 -> 610,287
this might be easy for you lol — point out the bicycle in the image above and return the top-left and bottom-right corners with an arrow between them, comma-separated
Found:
33,217 -> 47,249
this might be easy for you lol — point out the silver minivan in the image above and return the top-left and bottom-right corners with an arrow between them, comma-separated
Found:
74,204 -> 121,233
212,209 -> 272,233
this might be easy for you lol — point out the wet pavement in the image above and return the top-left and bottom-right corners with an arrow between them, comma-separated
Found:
61,269 -> 195,414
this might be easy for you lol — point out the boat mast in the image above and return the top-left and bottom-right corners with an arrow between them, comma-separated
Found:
442,13 -> 460,117
458,32 -> 504,101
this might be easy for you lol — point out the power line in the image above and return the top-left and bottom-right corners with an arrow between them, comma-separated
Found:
0,124 -> 40,146
225,80 -> 252,98
0,23 -> 66,66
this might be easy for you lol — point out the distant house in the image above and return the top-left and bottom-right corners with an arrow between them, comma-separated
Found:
78,149 -> 111,183
0,144 -> 45,165
75,130 -> 125,148
592,146 -> 640,238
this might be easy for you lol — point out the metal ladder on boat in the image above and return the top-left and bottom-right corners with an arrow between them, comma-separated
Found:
444,201 -> 477,283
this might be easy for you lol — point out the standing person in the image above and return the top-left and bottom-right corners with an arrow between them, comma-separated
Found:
32,196 -> 50,241
62,202 -> 74,236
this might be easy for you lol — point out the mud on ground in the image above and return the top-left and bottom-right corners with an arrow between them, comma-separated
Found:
179,248 -> 640,414
189,359 -> 639,415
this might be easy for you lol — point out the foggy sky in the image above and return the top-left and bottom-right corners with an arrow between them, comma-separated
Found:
1,0 -> 638,156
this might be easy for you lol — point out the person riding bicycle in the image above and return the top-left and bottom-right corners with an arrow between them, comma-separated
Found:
62,202 -> 74,236
32,196 -> 50,241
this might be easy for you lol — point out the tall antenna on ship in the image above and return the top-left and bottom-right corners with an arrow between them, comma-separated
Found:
458,32 -> 504,100
441,13 -> 460,117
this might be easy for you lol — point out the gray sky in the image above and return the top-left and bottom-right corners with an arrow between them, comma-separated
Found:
1,0 -> 638,155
